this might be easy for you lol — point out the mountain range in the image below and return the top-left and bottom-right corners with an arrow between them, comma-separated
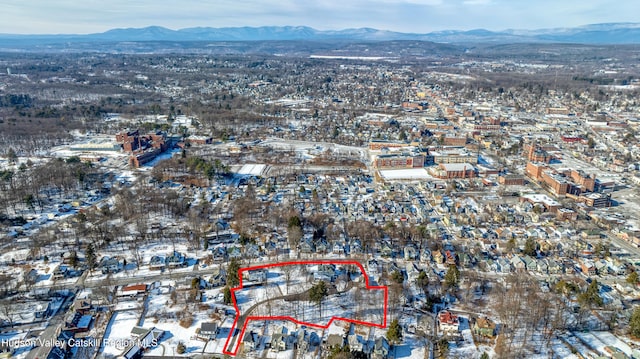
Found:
1,23 -> 639,46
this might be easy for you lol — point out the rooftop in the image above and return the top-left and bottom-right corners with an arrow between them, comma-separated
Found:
440,163 -> 476,171
522,194 -> 561,207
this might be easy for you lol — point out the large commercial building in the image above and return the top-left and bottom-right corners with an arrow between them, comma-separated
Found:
524,144 -> 552,163
429,163 -> 477,179
526,162 -> 597,197
373,153 -> 425,169
116,129 -> 170,168
427,147 -> 478,165
368,140 -> 412,151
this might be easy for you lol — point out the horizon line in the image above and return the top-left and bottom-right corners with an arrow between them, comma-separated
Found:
1,21 -> 639,37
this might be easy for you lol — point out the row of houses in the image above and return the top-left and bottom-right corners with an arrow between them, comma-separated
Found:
438,310 -> 497,338
236,324 -> 393,359
149,251 -> 187,270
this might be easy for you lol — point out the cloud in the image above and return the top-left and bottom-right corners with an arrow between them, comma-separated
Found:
463,0 -> 491,5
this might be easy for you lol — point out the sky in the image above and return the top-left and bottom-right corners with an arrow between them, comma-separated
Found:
1,0 -> 638,35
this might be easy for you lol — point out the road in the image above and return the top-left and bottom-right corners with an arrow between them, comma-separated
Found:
605,231 -> 640,259
25,295 -> 74,359
225,286 -> 315,354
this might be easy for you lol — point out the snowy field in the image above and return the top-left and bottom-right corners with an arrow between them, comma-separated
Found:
257,138 -> 367,159
101,310 -> 142,358
574,331 -> 635,358
233,265 -> 384,326
235,164 -> 268,176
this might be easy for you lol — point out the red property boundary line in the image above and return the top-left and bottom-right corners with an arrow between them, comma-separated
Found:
222,260 -> 388,356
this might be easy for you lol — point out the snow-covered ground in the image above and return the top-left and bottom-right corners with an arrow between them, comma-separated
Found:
101,310 -> 142,358
233,265 -> 384,327
257,138 -> 367,159
235,164 -> 268,176
574,331 -> 635,358
379,168 -> 433,180
560,333 -> 598,358
551,338 -> 580,359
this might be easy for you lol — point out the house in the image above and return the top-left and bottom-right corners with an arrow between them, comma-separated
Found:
594,260 -> 608,274
99,256 -> 122,274
581,260 -> 597,276
405,263 -> 420,283
473,317 -> 496,338
73,299 -> 93,314
296,329 -> 319,353
438,311 -> 459,334
271,334 -> 288,352
299,240 -> 315,253
63,312 -> 94,333
536,259 -> 549,274
117,284 -> 147,298
372,337 -> 390,359
314,264 -> 336,282
296,330 -> 309,353
209,267 -> 226,287
133,326 -> 164,346
496,258 -> 512,273
404,245 -> 418,260
53,265 -> 68,280
197,322 -> 218,340
444,250 -> 457,265
246,269 -> 267,283
350,240 -> 363,255
316,240 -> 330,253
244,244 -> 261,258
129,326 -> 150,340
263,241 -> 278,256
547,259 -> 564,274
522,256 -> 538,272
243,331 -> 260,351
510,255 -> 526,272
332,242 -> 346,255
121,327 -> 164,359
149,255 -> 165,270
25,268 -> 39,284
459,253 -> 474,268
420,249 -> 432,263
606,260 -> 627,276
211,246 -> 227,261
166,251 -> 186,268
325,334 -> 345,349
271,326 -> 290,352
380,242 -> 394,257
348,334 -> 368,353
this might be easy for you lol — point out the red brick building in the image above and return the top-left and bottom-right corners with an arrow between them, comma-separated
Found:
374,154 -> 425,169
443,136 -> 468,146
430,163 -> 476,179
524,144 -> 552,163
498,175 -> 526,186
368,140 -> 411,151
526,162 -> 597,196
187,136 -> 213,145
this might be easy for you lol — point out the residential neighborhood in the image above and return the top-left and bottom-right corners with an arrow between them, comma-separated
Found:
0,31 -> 640,359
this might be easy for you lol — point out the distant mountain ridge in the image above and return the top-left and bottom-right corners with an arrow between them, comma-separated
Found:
1,23 -> 640,44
